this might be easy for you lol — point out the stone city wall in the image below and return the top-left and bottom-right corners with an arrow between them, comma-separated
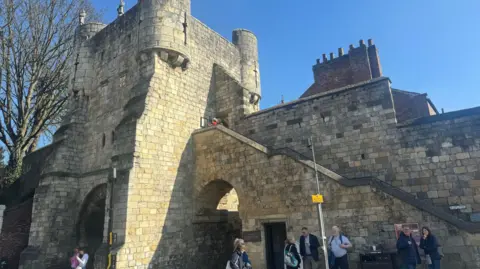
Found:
193,126 -> 480,269
0,199 -> 33,269
235,78 -> 480,221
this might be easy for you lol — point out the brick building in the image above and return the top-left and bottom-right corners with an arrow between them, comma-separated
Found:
0,0 -> 480,269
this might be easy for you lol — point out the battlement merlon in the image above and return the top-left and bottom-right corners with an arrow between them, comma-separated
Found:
302,39 -> 382,98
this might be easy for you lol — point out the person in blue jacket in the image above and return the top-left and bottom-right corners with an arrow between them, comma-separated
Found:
396,225 -> 421,269
419,226 -> 442,269
242,251 -> 252,268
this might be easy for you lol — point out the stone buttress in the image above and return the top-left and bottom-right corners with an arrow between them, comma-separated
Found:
19,15 -> 107,269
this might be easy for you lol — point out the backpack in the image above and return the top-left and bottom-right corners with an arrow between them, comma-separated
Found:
226,253 -> 246,269
284,245 -> 299,267
328,235 -> 344,268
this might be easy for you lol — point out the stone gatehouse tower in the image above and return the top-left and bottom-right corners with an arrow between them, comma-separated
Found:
9,0 -> 480,269
19,0 -> 261,268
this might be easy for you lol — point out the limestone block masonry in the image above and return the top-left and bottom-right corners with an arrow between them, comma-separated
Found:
13,0 -> 480,269
194,126 -> 480,269
19,0 -> 260,268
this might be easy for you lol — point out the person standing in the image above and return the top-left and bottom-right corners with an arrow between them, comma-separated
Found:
328,226 -> 352,269
230,238 -> 247,269
75,248 -> 89,269
419,226 -> 441,269
285,237 -> 301,269
396,225 -> 421,269
70,247 -> 79,269
299,227 -> 320,269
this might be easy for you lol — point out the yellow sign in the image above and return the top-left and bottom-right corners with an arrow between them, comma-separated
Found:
312,194 -> 324,203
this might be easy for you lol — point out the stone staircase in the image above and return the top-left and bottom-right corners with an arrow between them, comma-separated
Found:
204,125 -> 480,233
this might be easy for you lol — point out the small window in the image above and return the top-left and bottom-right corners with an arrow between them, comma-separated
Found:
102,133 -> 106,148
111,131 -> 115,144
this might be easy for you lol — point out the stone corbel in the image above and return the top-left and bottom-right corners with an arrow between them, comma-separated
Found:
249,92 -> 261,105
157,49 -> 190,71
137,47 -> 191,71
137,49 -> 190,71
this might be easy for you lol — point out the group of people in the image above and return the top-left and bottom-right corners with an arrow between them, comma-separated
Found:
228,225 -> 442,269
397,225 -> 442,269
228,226 -> 351,269
69,247 -> 89,269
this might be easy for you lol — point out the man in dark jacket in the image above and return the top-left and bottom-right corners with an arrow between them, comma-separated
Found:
396,226 -> 421,269
299,227 -> 320,269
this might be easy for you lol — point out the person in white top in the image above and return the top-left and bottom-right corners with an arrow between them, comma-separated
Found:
75,248 -> 89,269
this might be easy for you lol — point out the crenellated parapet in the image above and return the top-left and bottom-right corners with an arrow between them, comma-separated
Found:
301,38 -> 382,98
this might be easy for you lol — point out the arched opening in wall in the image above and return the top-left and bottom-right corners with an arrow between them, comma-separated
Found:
76,184 -> 107,269
217,188 -> 239,211
195,180 -> 242,269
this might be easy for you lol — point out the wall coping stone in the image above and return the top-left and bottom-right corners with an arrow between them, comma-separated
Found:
397,105 -> 480,128
193,125 -> 480,233
243,77 -> 391,119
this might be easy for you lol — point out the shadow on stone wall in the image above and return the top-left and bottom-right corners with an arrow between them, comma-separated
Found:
94,77 -> 150,268
147,139 -> 243,269
0,198 -> 33,268
0,140 -> 61,269
146,67 -> 244,269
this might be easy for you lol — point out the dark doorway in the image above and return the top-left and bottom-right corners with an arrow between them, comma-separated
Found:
76,184 -> 107,269
265,222 -> 287,269
194,180 -> 242,269
83,198 -> 106,269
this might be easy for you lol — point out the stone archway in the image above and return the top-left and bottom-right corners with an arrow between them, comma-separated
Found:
217,188 -> 239,211
194,179 -> 242,269
76,184 -> 107,269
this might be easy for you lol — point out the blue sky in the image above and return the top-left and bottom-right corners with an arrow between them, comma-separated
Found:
95,0 -> 480,112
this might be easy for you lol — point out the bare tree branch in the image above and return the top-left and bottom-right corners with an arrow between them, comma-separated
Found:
0,0 -> 102,186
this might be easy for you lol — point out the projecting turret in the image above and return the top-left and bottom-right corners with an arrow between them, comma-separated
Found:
137,0 -> 191,70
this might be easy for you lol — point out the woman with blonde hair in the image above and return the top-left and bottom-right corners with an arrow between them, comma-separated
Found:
229,238 -> 250,269
284,236 -> 301,269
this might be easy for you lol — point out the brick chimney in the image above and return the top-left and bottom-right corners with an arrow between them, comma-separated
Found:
301,39 -> 382,98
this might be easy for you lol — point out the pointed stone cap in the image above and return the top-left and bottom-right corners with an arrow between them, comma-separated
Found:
79,10 -> 86,25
